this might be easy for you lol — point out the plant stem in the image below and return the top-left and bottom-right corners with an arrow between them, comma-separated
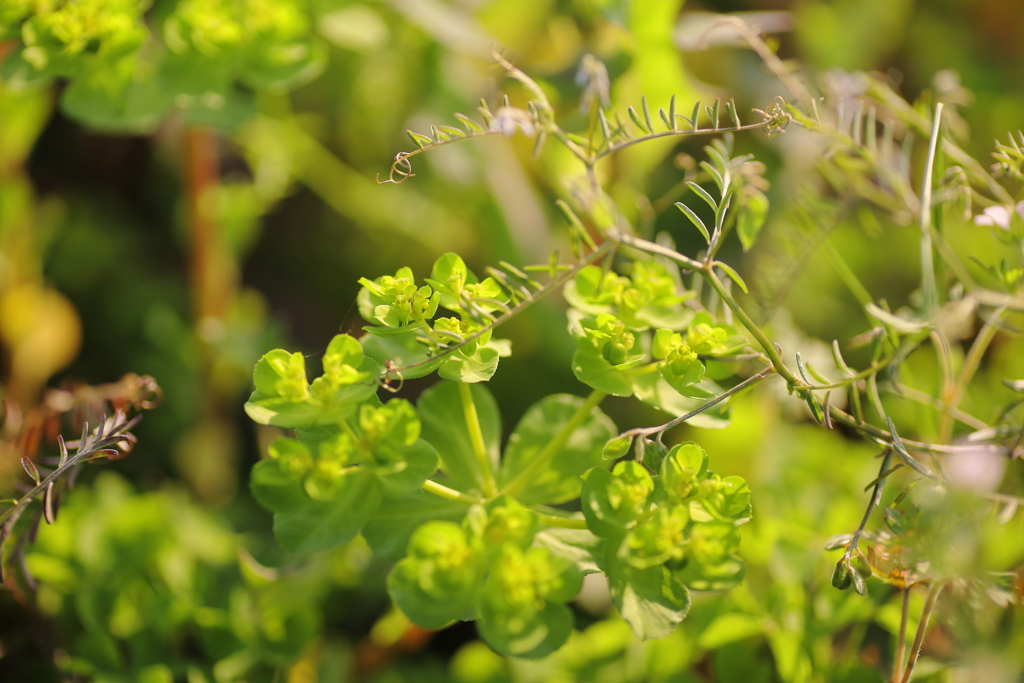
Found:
823,237 -> 873,308
502,389 -> 606,498
842,449 -> 893,563
458,382 -> 498,498
900,582 -> 944,683
534,512 -> 589,530
702,268 -> 800,385
938,306 -> 1005,442
918,103 -> 943,318
894,588 -> 910,683
420,479 -> 482,505
625,365 -> 773,438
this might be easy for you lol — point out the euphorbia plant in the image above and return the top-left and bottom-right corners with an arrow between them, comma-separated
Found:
246,48 -> 1024,675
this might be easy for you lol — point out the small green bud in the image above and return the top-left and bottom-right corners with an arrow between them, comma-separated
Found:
660,443 -> 708,501
831,559 -> 853,590
576,314 -> 636,366
360,400 -> 420,451
659,342 -> 705,393
685,313 -> 746,356
477,499 -> 538,551
268,438 -> 313,477
605,461 -> 655,519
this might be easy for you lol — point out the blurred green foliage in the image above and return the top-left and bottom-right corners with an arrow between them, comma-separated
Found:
2,0 -> 1024,682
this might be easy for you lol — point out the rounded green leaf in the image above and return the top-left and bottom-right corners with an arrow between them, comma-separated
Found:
606,548 -> 692,640
388,521 -> 479,629
272,467 -> 382,553
249,459 -> 307,514
438,346 -> 500,383
581,463 -> 654,536
499,394 -> 617,505
376,439 -> 440,497
477,602 -> 575,659
572,351 -> 635,397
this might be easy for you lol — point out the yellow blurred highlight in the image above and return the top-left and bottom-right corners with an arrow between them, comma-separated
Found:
0,283 -> 81,406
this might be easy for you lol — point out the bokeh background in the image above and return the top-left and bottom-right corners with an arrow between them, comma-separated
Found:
2,0 -> 1024,681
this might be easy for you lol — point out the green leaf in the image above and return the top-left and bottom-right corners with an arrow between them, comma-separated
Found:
426,252 -> 470,310
388,521 -> 479,629
572,351 -> 636,397
477,602 -> 575,659
603,435 -> 632,460
606,548 -> 692,640
679,555 -> 746,591
660,442 -> 709,501
737,190 -> 769,251
249,459 -> 307,513
418,381 -> 500,494
702,475 -> 752,520
438,346 -> 500,383
273,468 -> 382,553
675,202 -> 710,243
679,522 -> 746,591
376,439 -> 439,497
362,490 -> 468,561
714,262 -> 748,294
360,328 -> 443,380
246,346 -> 377,428
581,463 -> 654,536
532,528 -> 603,575
499,394 -> 616,505
883,507 -> 913,536
60,59 -> 170,134
240,37 -> 327,91
631,373 -> 731,429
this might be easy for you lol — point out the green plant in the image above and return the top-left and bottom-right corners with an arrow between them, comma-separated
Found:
243,43 -> 1024,677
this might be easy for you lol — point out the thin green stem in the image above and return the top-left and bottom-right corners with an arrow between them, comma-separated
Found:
808,357 -> 895,390
458,382 -> 499,498
593,122 -> 767,162
605,230 -> 704,271
623,366 -> 773,438
420,479 -> 483,505
823,238 -> 873,308
900,582 -> 944,683
702,268 -> 800,385
502,389 -> 607,498
894,588 -> 910,683
841,449 -> 893,563
919,103 -> 943,317
938,306 -> 1005,442
535,512 -> 589,530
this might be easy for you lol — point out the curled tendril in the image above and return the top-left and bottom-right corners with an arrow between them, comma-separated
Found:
376,153 -> 416,185
381,360 -> 405,393
752,97 -> 792,138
